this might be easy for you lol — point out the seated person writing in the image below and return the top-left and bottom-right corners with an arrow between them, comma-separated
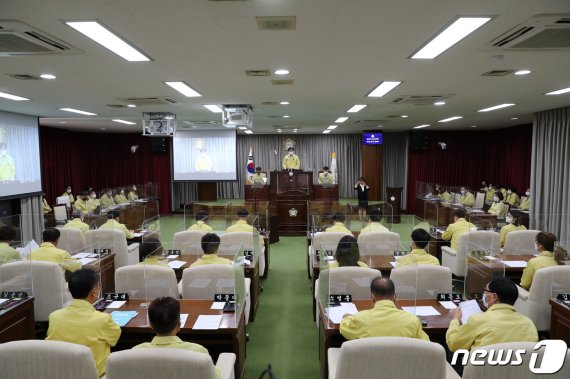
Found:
396,229 -> 440,267
325,212 -> 352,234
505,187 -> 520,207
100,190 -> 116,208
519,188 -> 531,210
98,210 -> 134,239
487,191 -> 507,217
520,232 -> 566,290
64,210 -> 90,234
317,166 -> 334,185
0,225 -> 21,264
459,187 -> 475,207
114,189 -> 129,204
499,210 -> 526,247
340,277 -> 429,340
441,209 -> 475,251
47,268 -> 121,377
134,296 -> 221,379
190,233 -> 231,267
360,209 -> 389,234
187,211 -> 214,232
30,228 -> 81,274
329,235 -> 368,268
246,166 -> 267,185
128,185 -> 139,201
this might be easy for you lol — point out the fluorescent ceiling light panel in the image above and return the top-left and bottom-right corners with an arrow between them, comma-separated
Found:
438,116 -> 462,123
280,101 -> 290,105
434,101 -> 446,106
244,130 -> 253,134
411,17 -> 491,59
0,91 -> 29,101
367,81 -> 402,97
327,125 -> 338,130
66,21 -> 150,62
514,70 -> 531,76
164,81 -> 201,97
335,117 -> 349,123
283,115 -> 290,118
112,119 -> 136,125
238,126 -> 248,130
347,104 -> 367,113
545,87 -> 570,96
274,69 -> 290,75
413,124 -> 430,129
401,115 -> 409,118
40,74 -> 56,79
127,104 -> 137,108
59,107 -> 98,115
322,130 -> 331,134
477,103 -> 515,112
203,104 -> 223,113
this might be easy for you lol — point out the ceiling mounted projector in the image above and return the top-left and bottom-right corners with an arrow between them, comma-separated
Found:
222,104 -> 253,128
142,112 -> 176,136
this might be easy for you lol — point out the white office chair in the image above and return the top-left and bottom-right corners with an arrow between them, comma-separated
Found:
308,232 -> 351,278
442,231 -> 500,277
0,260 -> 71,322
328,337 -> 460,379
502,230 -> 540,255
220,232 -> 265,277
56,227 -> 86,254
53,205 -> 68,225
85,229 -> 139,269
357,231 -> 401,255
106,348 -> 236,379
390,265 -> 452,299
473,192 -> 485,209
0,340 -> 99,379
180,264 -> 251,325
115,265 -> 180,300
462,341 -> 570,379
173,230 -> 208,255
514,265 -> 570,331
454,193 -> 461,204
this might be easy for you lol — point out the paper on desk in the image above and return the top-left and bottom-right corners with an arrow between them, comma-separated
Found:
326,302 -> 358,324
439,301 -> 457,310
503,260 -> 527,268
211,302 -> 226,310
73,252 -> 91,258
168,260 -> 187,269
180,313 -> 188,327
166,255 -> 179,259
402,306 -> 440,316
79,258 -> 97,265
459,300 -> 482,324
16,240 -> 40,259
132,232 -> 144,238
193,315 -> 222,330
106,301 -> 126,309
244,259 -> 251,266
389,262 -> 398,268
484,256 -> 497,260
0,299 -> 8,305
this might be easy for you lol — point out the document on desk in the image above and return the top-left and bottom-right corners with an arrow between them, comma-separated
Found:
132,232 -> 144,238
106,301 -> 126,309
78,257 -> 98,265
459,300 -> 482,324
503,260 -> 527,268
73,252 -> 92,258
402,306 -> 440,316
167,260 -> 187,269
211,302 -> 226,310
439,301 -> 457,310
166,255 -> 179,259
193,315 -> 222,330
111,311 -> 138,327
180,313 -> 189,327
389,262 -> 398,268
326,303 -> 358,324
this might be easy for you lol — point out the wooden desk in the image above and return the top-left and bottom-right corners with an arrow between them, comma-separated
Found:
76,252 -> 116,293
549,299 -> 570,344
318,298 -> 454,379
108,299 -> 246,379
428,232 -> 449,261
465,255 -> 533,299
0,297 -> 35,343
244,185 -> 269,201
313,185 -> 339,202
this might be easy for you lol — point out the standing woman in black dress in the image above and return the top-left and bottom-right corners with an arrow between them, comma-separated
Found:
354,177 -> 370,221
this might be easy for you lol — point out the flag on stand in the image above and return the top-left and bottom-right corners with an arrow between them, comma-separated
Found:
330,152 -> 338,184
246,147 -> 255,181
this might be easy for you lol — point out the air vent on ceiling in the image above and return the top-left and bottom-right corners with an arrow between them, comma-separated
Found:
392,95 -> 451,105
0,20 -> 80,56
245,69 -> 270,76
7,73 -> 41,80
180,120 -> 222,129
271,79 -> 294,85
481,70 -> 515,76
256,16 -> 296,31
485,14 -> 570,50
117,97 -> 181,106
261,101 -> 279,105
107,104 -> 126,108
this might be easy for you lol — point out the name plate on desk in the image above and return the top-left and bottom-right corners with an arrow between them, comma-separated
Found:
316,250 -> 334,261
243,250 -> 254,261
556,294 -> 570,302
437,293 -> 464,302
94,248 -> 112,255
0,291 -> 28,299
214,294 -> 236,302
329,294 -> 352,304
104,293 -> 129,301
393,251 -> 410,257
164,249 -> 181,255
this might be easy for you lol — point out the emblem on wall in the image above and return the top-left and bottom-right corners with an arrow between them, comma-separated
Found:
289,208 -> 298,217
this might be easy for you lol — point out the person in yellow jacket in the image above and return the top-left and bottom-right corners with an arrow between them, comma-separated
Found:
459,187 -> 475,207
190,233 -> 231,267
441,209 -> 475,250
436,185 -> 453,203
360,209 -> 389,234
225,208 -> 265,250
86,191 -> 100,212
485,183 -> 495,202
114,189 -> 129,204
63,210 -> 90,235
134,296 -> 222,379
62,186 -> 75,205
325,212 -> 352,234
47,268 -> 121,377
99,190 -> 115,208
246,167 -> 267,186
520,232 -> 565,290
519,188 -> 531,210
487,192 -> 507,217
329,235 -> 368,268
397,229 -> 440,267
0,142 -> 15,181
73,192 -> 90,212
505,187 -> 520,207
499,210 -> 526,247
340,277 -> 429,340
99,210 -> 134,239
318,166 -> 334,185
446,277 -> 538,352
0,225 -> 21,264
29,228 -> 81,273
282,147 -> 300,170
187,211 -> 214,232
127,185 -> 139,201
42,194 -> 52,214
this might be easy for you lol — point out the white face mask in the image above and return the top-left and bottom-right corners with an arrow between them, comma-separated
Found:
505,216 -> 513,223
288,151 -> 293,156
489,184 -> 492,188
483,187 -> 488,191
91,194 -> 96,199
132,187 -> 136,191
507,190 -> 512,195
67,188 -> 71,193
534,242 -> 539,251
482,293 -> 489,308
493,196 -> 499,202
120,190 -> 124,194
107,192 -> 112,196
460,190 -> 466,195
525,191 -> 530,196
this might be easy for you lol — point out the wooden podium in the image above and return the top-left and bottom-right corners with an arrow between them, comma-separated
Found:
270,170 -> 313,236
244,184 -> 269,201
313,185 -> 339,202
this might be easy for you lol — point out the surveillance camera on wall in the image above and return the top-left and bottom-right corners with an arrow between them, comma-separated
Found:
438,142 -> 447,150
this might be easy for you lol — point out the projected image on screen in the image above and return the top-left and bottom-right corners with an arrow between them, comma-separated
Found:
0,112 -> 42,198
173,130 -> 237,181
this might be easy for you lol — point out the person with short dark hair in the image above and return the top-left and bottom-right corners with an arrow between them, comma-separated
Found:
441,208 -> 475,250
459,186 -> 475,207
47,268 -> 121,377
0,225 -> 21,264
520,232 -> 565,290
519,187 -> 531,210
100,189 -> 116,208
354,177 -> 370,221
505,186 -> 520,207
446,278 -> 538,351
340,277 -> 429,340
73,191 -> 90,212
325,212 -> 351,234
226,208 -> 255,233
360,209 -> 389,234
318,166 -> 333,185
64,210 -> 90,234
86,190 -> 100,212
99,210 -> 134,239
114,188 -> 129,204
488,191 -> 507,217
30,228 -> 81,273
282,147 -> 300,170
397,229 -> 440,267
330,235 -> 368,268
499,210 -> 527,247
134,297 -> 221,378
62,185 -> 75,205
187,211 -> 213,232
127,185 -> 138,202
247,166 -> 267,185
139,238 -> 166,265
191,233 -> 231,267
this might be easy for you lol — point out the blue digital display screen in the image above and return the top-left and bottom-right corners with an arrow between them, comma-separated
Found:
362,133 -> 383,145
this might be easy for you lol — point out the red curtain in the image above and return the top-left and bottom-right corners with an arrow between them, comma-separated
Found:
40,128 -> 171,214
407,125 -> 532,213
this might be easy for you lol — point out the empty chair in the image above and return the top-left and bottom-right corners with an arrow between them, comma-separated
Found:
56,227 -> 86,254
328,337 -> 459,379
115,265 -> 180,300
473,192 -> 485,209
514,265 -> 570,331
390,265 -> 452,299
442,231 -> 500,277
503,230 -> 540,255
106,348 -> 236,379
308,232 -> 351,278
85,229 -> 139,269
173,230 -> 208,255
0,340 -> 98,379
220,232 -> 265,277
53,205 -> 68,225
357,231 -> 401,255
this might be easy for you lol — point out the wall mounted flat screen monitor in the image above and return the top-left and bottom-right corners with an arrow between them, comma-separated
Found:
362,133 -> 383,145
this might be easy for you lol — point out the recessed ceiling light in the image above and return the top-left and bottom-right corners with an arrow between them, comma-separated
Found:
470,125 -> 477,128
277,130 -> 282,133
545,86 -> 570,96
411,17 -> 491,59
434,101 -> 446,106
514,70 -> 532,76
293,130 -> 297,133
100,128 -> 106,131
203,104 -> 223,113
280,101 -> 290,105
322,130 -> 331,134
347,104 -> 367,113
112,119 -> 136,125
238,126 -> 247,130
413,124 -> 430,129
40,74 -> 56,79
0,91 -> 30,101
438,116 -> 462,123
274,69 -> 290,75
283,115 -> 290,118
244,130 -> 253,134
401,115 -> 409,118
511,117 -> 519,120
66,21 -> 151,62
376,125 -> 383,128
127,104 -> 137,108
367,81 -> 402,98
335,117 -> 349,123
164,81 -> 201,97
59,107 -> 98,115
477,103 -> 515,112
59,121 -> 67,124
327,125 -> 338,130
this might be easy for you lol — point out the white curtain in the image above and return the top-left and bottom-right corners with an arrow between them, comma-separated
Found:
382,133 -> 409,210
